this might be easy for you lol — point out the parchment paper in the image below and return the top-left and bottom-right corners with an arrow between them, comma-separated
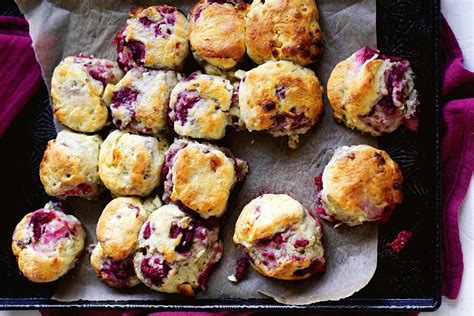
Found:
16,0 -> 378,305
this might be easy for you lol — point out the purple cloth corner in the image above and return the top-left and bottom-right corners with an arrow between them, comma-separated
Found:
441,15 -> 474,300
0,16 -> 42,138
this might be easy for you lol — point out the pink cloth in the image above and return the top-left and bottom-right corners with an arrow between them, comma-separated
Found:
441,15 -> 474,299
0,16 -> 42,137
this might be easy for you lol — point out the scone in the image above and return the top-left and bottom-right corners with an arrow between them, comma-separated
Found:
134,204 -> 223,295
51,55 -> 124,133
114,6 -> 189,71
327,47 -> 420,136
238,60 -> 324,149
11,202 -> 86,283
162,139 -> 248,219
91,197 -> 150,288
233,194 -> 325,280
188,0 -> 249,76
245,0 -> 323,65
40,129 -> 103,199
106,67 -> 179,134
96,197 -> 148,261
99,130 -> 168,196
318,145 -> 403,226
169,72 -> 234,140
90,243 -> 140,288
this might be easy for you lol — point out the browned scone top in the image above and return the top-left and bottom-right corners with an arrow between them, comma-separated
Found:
245,0 -> 323,65
171,144 -> 236,218
96,197 -> 148,261
188,0 -> 248,70
98,130 -> 168,197
321,145 -> 404,226
328,58 -> 387,123
40,129 -> 103,199
238,60 -> 324,148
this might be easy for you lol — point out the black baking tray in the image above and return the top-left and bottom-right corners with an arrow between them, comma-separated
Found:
0,0 -> 441,311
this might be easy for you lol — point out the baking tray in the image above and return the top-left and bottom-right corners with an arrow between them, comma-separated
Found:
0,0 -> 441,311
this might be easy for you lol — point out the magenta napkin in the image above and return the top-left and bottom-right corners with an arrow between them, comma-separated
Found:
0,16 -> 42,138
441,15 -> 474,299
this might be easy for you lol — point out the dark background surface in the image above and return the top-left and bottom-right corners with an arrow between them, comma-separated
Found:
0,0 -> 441,311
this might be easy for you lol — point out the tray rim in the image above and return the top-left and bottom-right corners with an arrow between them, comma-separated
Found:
0,0 -> 442,311
0,297 -> 441,311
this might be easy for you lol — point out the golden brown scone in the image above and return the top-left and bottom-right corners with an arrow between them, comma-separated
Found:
134,204 -> 223,295
51,55 -> 124,133
233,194 -> 325,280
90,243 -> 140,288
319,145 -> 403,226
168,72 -> 234,140
98,130 -> 168,197
40,129 -> 103,199
162,139 -> 248,219
245,0 -> 323,65
188,0 -> 249,75
11,202 -> 86,283
114,5 -> 189,71
96,197 -> 148,261
107,67 -> 179,135
238,60 -> 324,148
327,47 -> 420,136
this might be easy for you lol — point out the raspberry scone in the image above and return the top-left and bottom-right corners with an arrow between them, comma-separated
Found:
40,129 -> 103,199
169,72 -> 234,140
114,6 -> 189,71
51,55 -> 123,132
12,202 -> 86,283
327,47 -> 420,135
134,204 -> 223,296
233,194 -> 325,280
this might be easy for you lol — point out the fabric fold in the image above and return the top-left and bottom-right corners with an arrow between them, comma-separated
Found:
0,16 -> 42,137
441,15 -> 474,300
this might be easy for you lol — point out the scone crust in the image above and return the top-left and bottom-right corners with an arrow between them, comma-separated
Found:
90,243 -> 140,288
327,57 -> 391,135
238,61 -> 324,139
109,68 -> 178,134
233,194 -> 325,280
321,145 -> 403,226
245,0 -> 323,65
118,5 -> 189,70
51,56 -> 123,133
99,130 -> 168,196
171,144 -> 236,218
169,73 -> 234,139
40,130 -> 103,199
188,1 -> 247,70
234,194 -> 304,244
96,197 -> 148,261
134,204 -> 223,294
11,207 -> 86,283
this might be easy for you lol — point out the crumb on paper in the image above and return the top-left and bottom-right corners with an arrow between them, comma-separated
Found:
228,257 -> 249,284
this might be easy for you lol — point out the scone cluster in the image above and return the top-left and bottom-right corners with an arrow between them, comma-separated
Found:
12,0 -> 413,297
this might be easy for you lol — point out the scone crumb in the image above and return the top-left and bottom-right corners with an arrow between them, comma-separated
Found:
234,69 -> 246,79
387,230 -> 413,253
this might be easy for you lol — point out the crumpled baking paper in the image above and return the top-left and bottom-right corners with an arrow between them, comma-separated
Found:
15,0 -> 378,305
